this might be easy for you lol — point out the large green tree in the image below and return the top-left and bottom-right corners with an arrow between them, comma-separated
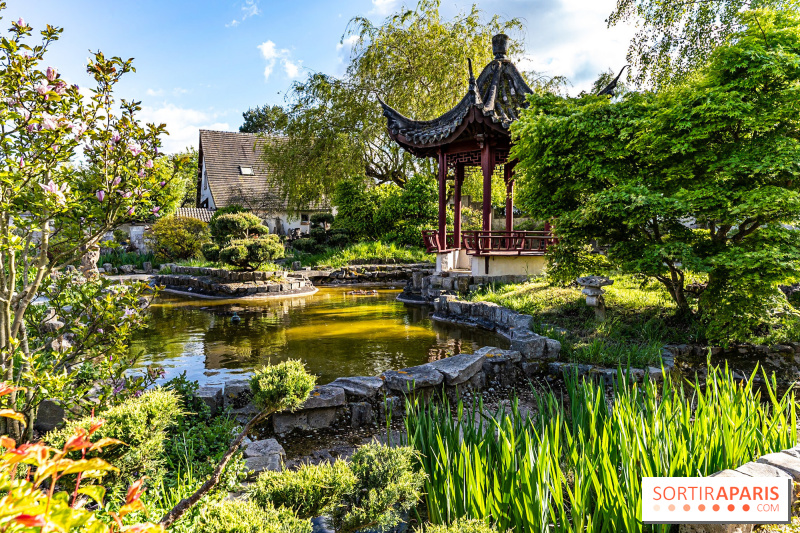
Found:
608,0 -> 798,88
240,104 -> 289,134
512,9 -> 800,342
261,0 -> 536,212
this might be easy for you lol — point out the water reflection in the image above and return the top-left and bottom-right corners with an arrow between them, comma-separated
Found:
131,288 -> 508,386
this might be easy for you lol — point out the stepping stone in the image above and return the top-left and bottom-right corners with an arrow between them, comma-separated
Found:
301,386 -> 346,410
382,365 -> 443,393
428,353 -> 485,385
329,376 -> 385,399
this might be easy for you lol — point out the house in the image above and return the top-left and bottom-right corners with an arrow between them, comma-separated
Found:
196,129 -> 328,236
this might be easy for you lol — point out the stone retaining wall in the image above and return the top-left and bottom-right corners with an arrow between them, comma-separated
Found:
403,272 -> 531,302
154,273 -> 313,298
302,263 -> 434,285
664,342 -> 800,361
680,445 -> 800,533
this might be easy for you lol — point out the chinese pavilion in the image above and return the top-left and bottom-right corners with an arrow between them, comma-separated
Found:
378,34 -> 554,277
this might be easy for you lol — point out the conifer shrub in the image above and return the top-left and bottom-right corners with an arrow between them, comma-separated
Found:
196,500 -> 311,533
146,215 -> 209,261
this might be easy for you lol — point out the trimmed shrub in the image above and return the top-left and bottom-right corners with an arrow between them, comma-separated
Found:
249,460 -> 356,519
46,388 -> 183,489
201,242 -> 220,262
196,500 -> 311,533
423,520 -> 497,533
210,212 -> 269,245
291,238 -> 321,254
209,204 -> 247,224
146,216 -> 209,261
310,212 -> 335,228
250,359 -> 316,413
219,235 -> 284,271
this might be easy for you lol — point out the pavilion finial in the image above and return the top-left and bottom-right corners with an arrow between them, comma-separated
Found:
468,58 -> 475,85
492,34 -> 509,60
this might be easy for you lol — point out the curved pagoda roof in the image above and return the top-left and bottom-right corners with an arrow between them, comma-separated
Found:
379,34 -> 533,158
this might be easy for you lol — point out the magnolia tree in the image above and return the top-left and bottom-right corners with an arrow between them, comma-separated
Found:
0,10 -> 179,439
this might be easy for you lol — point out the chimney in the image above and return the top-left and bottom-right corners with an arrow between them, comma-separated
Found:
492,34 -> 509,60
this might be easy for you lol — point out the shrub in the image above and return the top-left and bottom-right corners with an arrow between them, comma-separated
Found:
210,204 -> 247,223
47,388 -> 183,489
250,359 -> 316,413
310,212 -> 335,227
330,444 -> 423,533
424,520 -> 497,533
219,235 -> 284,271
196,500 -> 311,533
201,242 -> 220,262
146,216 -> 209,261
291,237 -> 322,254
249,460 -> 356,518
326,228 -> 352,248
211,212 -> 269,245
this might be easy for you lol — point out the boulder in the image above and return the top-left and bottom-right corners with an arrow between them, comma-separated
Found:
382,365 -> 443,393
119,264 -> 135,275
143,261 -> 153,273
328,376 -> 385,400
756,453 -> 800,481
735,461 -> 791,479
243,438 -> 285,460
301,386 -> 346,410
34,399 -> 64,433
102,263 -> 113,272
196,386 -> 223,416
428,353 -> 485,386
474,346 -> 522,363
223,379 -> 252,409
351,402 -> 374,428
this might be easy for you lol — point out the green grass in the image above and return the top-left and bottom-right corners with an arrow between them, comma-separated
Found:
98,251 -> 158,269
291,241 -> 433,269
467,276 -> 688,366
168,258 -> 284,272
405,363 -> 797,533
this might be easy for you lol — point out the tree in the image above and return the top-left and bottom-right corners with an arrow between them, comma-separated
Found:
0,11 -> 179,439
261,0 -> 528,212
512,9 -> 800,342
608,0 -> 798,88
240,104 -> 289,134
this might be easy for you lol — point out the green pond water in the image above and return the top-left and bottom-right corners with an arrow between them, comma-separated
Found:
132,287 -> 508,386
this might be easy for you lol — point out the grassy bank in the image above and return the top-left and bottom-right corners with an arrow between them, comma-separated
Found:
292,241 -> 433,269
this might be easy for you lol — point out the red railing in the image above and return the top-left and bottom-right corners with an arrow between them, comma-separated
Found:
422,230 -> 556,256
462,230 -> 555,256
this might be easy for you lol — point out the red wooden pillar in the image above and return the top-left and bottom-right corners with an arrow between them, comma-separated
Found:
504,162 -> 515,232
453,163 -> 464,248
481,142 -> 493,232
438,149 -> 447,250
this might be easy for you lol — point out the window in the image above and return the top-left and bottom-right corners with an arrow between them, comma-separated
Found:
300,213 -> 309,225
239,166 -> 254,176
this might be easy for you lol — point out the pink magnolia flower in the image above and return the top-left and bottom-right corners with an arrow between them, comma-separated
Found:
145,159 -> 153,169
127,206 -> 135,215
112,176 -> 121,186
137,169 -> 144,177
39,180 -> 70,205
152,206 -> 160,214
159,181 -> 166,188
46,67 -> 57,82
122,191 -> 132,198
15,18 -> 24,27
18,157 -> 24,168
53,82 -> 67,96
42,116 -> 58,130
129,145 -> 142,156
98,328 -> 104,334
112,134 -> 121,143
26,124 -> 34,133
96,190 -> 105,202
35,83 -> 49,96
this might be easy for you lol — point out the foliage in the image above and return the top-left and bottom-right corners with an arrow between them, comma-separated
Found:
607,0 -> 798,88
310,213 -> 335,227
210,212 -> 269,246
240,105 -> 289,135
294,241 -> 432,268
0,407 -> 162,533
200,242 -> 220,262
0,8 -> 182,441
219,236 -> 284,271
406,363 -> 797,532
47,388 -> 183,491
196,500 -> 310,533
261,0 -> 529,211
146,216 -> 209,261
512,10 -> 800,343
249,461 -> 356,519
98,251 -> 158,270
331,177 -> 386,241
423,520 -> 497,533
249,360 -> 316,413
209,204 -> 247,224
330,444 -> 423,533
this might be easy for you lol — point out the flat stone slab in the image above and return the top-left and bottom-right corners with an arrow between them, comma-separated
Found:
428,353 -> 485,386
382,364 -> 443,393
710,469 -> 751,478
196,386 -> 223,416
474,346 -> 522,363
757,452 -> 800,481
243,438 -> 285,459
328,376 -> 385,399
781,445 -> 800,459
300,386 -> 346,410
735,461 -> 791,478
245,454 -> 283,474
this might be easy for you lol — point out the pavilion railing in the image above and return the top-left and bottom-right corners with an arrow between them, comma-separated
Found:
462,230 -> 555,256
422,229 -> 556,256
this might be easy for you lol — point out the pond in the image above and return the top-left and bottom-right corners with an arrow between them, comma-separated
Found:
132,287 -> 508,386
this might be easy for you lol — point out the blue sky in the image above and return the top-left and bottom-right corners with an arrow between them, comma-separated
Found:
11,0 -> 637,153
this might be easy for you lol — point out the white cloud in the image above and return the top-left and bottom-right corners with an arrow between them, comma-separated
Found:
257,40 -> 301,81
138,103 -> 229,153
146,88 -> 164,97
371,0 -> 399,16
226,0 -> 260,27
336,34 -> 359,52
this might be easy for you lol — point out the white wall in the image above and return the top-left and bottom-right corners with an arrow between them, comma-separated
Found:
470,255 -> 547,277
198,159 -> 215,209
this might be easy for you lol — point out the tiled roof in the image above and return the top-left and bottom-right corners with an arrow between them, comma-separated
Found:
199,130 -> 288,211
176,207 -> 213,223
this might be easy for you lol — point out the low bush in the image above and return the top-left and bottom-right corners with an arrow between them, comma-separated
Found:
47,388 -> 183,490
211,212 -> 269,245
201,242 -> 220,262
98,250 -> 157,269
424,520 -> 497,533
219,235 -> 284,271
310,212 -> 335,227
249,360 -> 316,412
291,237 -> 322,254
196,500 -> 311,533
147,215 -> 209,261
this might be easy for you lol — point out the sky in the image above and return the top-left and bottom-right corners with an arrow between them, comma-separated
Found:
11,0 -> 638,153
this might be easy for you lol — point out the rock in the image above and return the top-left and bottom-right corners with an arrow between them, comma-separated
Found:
243,438 -> 285,459
34,399 -> 64,432
756,452 -> 800,481
301,386 -> 346,410
143,261 -> 153,273
245,453 -> 283,475
196,386 -> 223,416
351,402 -> 374,428
223,380 -> 252,409
428,353 -> 485,386
709,469 -> 751,478
79,245 -> 101,279
782,445 -> 800,459
102,263 -> 113,272
119,264 -> 135,275
378,396 -> 402,421
735,461 -> 791,479
292,261 -> 302,271
512,314 -> 534,331
328,376 -> 385,400
40,318 -> 64,333
382,364 -> 443,393
474,346 -> 522,363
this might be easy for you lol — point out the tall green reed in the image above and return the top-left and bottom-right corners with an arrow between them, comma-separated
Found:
405,363 -> 796,533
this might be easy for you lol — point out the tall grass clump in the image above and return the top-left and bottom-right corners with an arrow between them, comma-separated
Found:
295,241 -> 433,268
405,363 -> 796,533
